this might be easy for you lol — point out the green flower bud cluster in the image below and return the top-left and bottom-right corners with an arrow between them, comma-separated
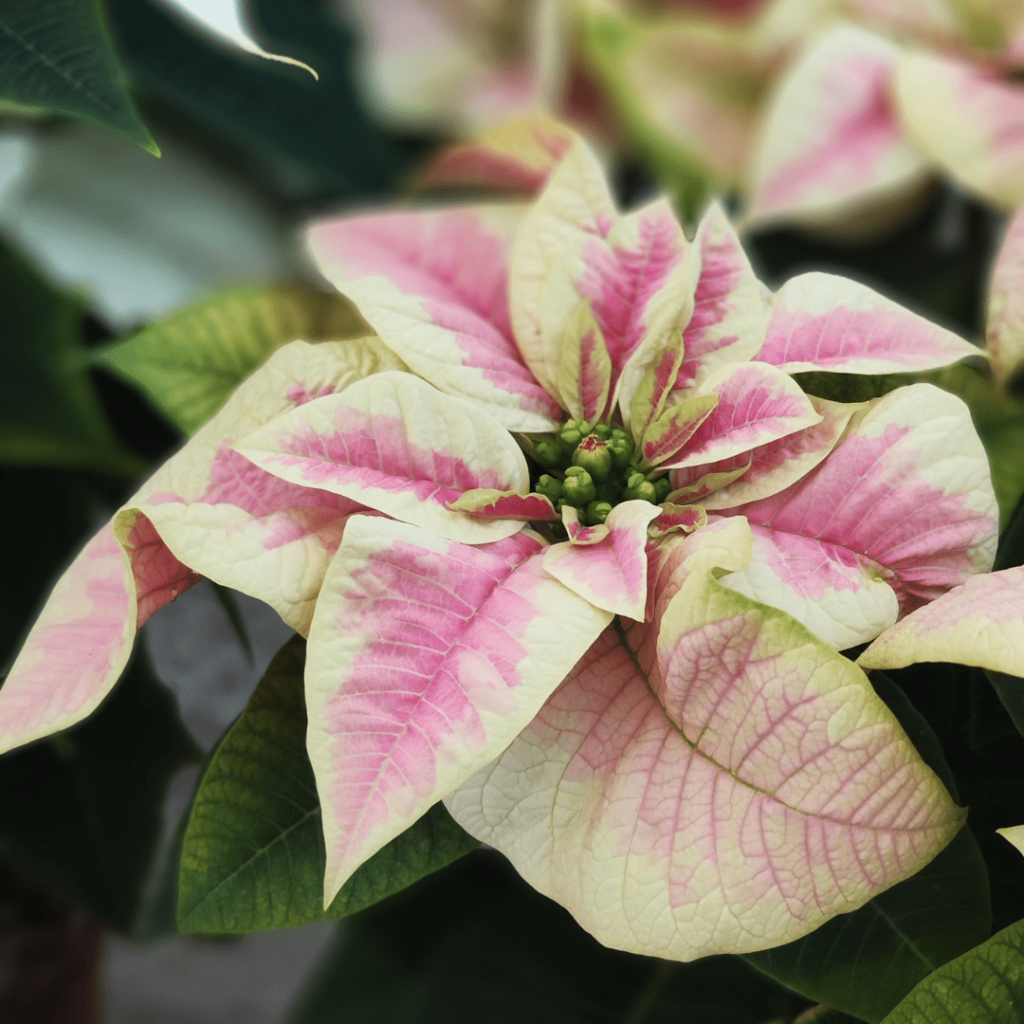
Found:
533,420 -> 671,526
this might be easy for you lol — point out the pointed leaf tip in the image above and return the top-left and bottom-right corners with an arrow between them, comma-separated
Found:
160,0 -> 318,78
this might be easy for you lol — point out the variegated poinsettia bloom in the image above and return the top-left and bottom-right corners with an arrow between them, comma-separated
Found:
345,0 -> 574,134
747,0 -> 1024,227
421,0 -> 1024,227
0,135 -> 1007,960
343,0 -> 774,182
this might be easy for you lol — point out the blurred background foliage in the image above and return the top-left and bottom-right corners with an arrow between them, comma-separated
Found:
2,1 -> 1024,1022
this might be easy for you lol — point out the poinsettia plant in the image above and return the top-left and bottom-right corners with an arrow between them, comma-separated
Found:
5,131 -> 1021,975
10,0 -> 1024,1012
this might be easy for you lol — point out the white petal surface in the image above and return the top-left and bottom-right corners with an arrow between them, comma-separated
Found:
448,530 -> 962,960
233,372 -> 530,544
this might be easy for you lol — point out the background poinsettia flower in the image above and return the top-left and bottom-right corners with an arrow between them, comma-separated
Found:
0,131 -> 1000,963
341,0 -> 808,200
407,0 -> 1024,231
748,1 -> 1024,228
343,0 -> 565,133
986,202 -> 1024,388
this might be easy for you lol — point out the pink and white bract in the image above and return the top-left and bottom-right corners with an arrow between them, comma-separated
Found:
1,132 -> 1009,960
748,3 -> 1024,226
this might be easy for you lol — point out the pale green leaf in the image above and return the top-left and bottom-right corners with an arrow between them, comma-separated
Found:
99,286 -> 369,434
880,917 -> 1024,1023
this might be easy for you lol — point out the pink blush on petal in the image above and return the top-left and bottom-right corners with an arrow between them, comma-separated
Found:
421,297 -> 559,415
322,535 -> 543,840
196,446 -> 360,514
738,422 -> 982,612
148,446 -> 362,554
676,229 -> 746,389
575,213 -> 683,376
266,410 -> 507,497
124,515 -> 202,624
747,524 -> 880,597
286,383 -> 338,405
760,58 -> 903,213
317,210 -> 514,336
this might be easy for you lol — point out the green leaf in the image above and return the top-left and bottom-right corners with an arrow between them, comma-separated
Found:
983,669 -> 1024,741
98,285 -> 368,435
880,917 -> 1024,1023
0,648 -> 199,933
287,852 -> 804,1024
0,242 -> 144,475
993,488 -> 1024,574
871,670 -> 961,800
793,371 -> 915,406
0,0 -> 155,151
745,670 -> 991,1023
208,581 -> 254,665
927,364 -> 1024,530
106,0 -> 407,198
177,636 -> 480,934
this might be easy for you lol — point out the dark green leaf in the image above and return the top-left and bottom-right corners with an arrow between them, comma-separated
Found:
0,241 -> 144,475
969,667 -> 1022,749
880,917 -> 1024,1023
0,648 -> 199,933
793,371 -> 915,405
287,852 -> 803,1024
993,488 -> 1024,574
0,0 -> 155,150
982,670 -> 1024,740
106,0 -> 408,199
98,285 -> 368,434
871,670 -> 960,800
745,670 -> 991,1023
177,636 -> 479,934
921,364 -> 1024,530
959,780 -> 1024,937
